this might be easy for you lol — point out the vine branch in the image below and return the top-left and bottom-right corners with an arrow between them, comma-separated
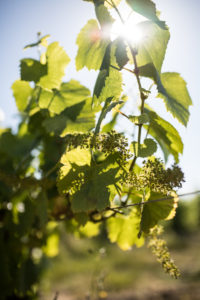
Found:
108,0 -> 146,171
105,190 -> 200,213
128,46 -> 146,171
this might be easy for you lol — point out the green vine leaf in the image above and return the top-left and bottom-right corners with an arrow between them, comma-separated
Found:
138,65 -> 192,126
126,0 -> 167,29
39,42 -> 70,90
12,80 -> 33,112
78,221 -> 101,237
95,98 -> 123,134
57,149 -> 120,212
60,147 -> 91,168
136,21 -> 170,73
43,233 -> 59,257
43,97 -> 100,136
144,105 -> 183,162
76,19 -> 109,70
92,43 -> 112,102
0,129 -> 35,161
20,59 -> 47,83
93,68 -> 122,105
39,80 -> 91,114
157,72 -> 192,126
95,2 -> 114,29
24,34 -> 50,50
128,113 -> 149,124
131,138 -> 157,157
138,62 -> 158,82
107,208 -> 144,250
102,97 -> 126,132
114,38 -> 129,70
140,192 -> 178,233
93,43 -> 123,105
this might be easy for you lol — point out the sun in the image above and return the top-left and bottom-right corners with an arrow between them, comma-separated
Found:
112,19 -> 143,44
111,3 -> 147,45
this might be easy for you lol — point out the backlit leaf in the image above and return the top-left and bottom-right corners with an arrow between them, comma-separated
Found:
93,43 -> 123,105
95,2 -> 114,28
95,98 -> 123,134
107,208 -> 144,250
138,67 -> 192,126
102,97 -> 126,132
79,221 -> 100,237
128,113 -> 149,124
138,62 -> 158,81
24,34 -> 50,50
76,19 -> 109,70
43,97 -> 100,136
39,80 -> 91,114
12,80 -> 33,112
157,72 -> 192,126
140,191 -> 178,233
20,58 -> 47,83
144,105 -> 183,162
115,38 -> 129,70
131,138 -> 157,157
136,21 -> 170,73
57,149 -> 120,212
43,233 -> 59,257
39,42 -> 70,90
126,0 -> 167,29
60,147 -> 91,167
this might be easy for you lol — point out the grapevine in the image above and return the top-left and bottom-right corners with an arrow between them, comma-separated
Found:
0,0 -> 193,298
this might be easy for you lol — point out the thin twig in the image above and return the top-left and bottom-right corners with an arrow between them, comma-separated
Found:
50,191 -> 200,224
90,211 -> 116,223
114,108 -> 129,119
106,190 -> 200,212
110,0 -> 125,23
44,161 -> 60,178
107,207 -> 124,214
110,64 -> 120,71
123,66 -> 135,73
110,64 -> 134,74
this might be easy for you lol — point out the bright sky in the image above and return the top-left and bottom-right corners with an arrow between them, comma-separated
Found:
0,0 -> 199,195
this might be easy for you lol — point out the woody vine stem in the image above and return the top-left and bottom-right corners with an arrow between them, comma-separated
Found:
107,0 -> 147,171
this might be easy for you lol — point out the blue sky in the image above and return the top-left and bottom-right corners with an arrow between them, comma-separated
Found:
0,0 -> 199,195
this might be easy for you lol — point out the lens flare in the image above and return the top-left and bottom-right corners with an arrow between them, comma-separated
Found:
112,20 -> 143,44
111,3 -> 147,45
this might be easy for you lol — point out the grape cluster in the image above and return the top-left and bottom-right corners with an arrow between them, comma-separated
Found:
148,226 -> 180,278
65,131 -> 132,163
125,158 -> 184,194
64,133 -> 92,149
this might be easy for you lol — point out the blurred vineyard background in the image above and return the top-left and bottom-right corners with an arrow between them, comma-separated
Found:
38,195 -> 200,300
